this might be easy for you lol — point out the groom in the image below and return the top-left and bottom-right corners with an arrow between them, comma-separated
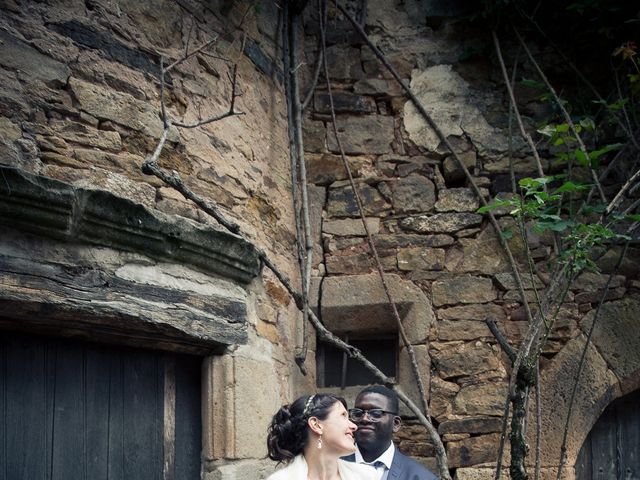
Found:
344,385 -> 437,480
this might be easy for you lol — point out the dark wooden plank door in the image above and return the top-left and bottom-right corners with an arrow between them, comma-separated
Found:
576,389 -> 640,480
0,333 -> 201,480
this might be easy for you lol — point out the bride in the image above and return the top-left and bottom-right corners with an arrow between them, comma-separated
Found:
265,393 -> 376,480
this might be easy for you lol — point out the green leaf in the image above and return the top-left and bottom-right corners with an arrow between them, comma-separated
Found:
547,220 -> 574,232
554,181 -> 590,194
501,229 -> 513,240
520,78 -> 545,89
575,149 -> 590,167
626,214 -> 640,222
579,117 -> 595,130
589,143 -> 624,161
476,199 -> 514,214
537,124 -> 556,137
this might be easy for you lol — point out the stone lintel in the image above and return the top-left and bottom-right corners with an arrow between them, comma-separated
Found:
0,254 -> 248,353
0,166 -> 260,284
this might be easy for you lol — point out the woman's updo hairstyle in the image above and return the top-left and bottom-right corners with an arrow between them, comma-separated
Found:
267,393 -> 347,462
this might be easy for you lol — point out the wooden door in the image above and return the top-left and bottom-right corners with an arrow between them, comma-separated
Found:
0,333 -> 201,480
575,389 -> 640,480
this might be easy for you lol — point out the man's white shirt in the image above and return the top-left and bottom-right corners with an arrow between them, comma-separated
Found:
354,443 -> 395,480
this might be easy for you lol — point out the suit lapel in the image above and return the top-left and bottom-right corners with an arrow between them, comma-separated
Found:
389,450 -> 405,479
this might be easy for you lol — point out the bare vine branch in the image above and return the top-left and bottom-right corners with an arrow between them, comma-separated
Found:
300,0 -> 327,112
513,27 -> 607,205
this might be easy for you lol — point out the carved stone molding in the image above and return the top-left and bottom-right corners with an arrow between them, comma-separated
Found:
0,166 -> 260,283
0,166 -> 261,352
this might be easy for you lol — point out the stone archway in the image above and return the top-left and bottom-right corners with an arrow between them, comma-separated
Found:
533,296 -> 640,478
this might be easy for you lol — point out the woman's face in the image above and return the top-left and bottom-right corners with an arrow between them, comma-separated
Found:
316,401 -> 358,456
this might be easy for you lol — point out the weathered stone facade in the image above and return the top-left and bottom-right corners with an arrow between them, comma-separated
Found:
0,1 -> 308,479
1,1 -> 638,479
300,1 -> 640,478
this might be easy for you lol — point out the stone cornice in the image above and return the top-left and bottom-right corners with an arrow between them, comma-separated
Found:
0,166 -> 260,284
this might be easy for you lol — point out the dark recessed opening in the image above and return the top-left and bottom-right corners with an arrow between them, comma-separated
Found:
316,336 -> 397,388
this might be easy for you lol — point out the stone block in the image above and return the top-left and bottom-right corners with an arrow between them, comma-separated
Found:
436,320 -> 494,341
327,115 -> 395,155
205,349 -> 281,460
323,217 -> 380,236
572,271 -> 626,291
446,227 -> 511,274
327,182 -> 389,217
362,49 -> 414,79
0,117 -> 24,166
438,304 -> 507,322
580,297 -> 640,382
400,213 -> 482,234
392,175 -> 436,213
314,91 -> 376,114
0,30 -> 70,87
484,156 -> 550,175
432,276 -> 497,307
443,150 -> 476,183
374,233 -> 455,249
447,434 -> 502,468
404,65 -> 510,158
305,153 -> 370,185
438,416 -> 503,435
398,344 -> 430,412
430,376 -> 460,420
325,45 -> 364,80
435,188 -> 479,213
494,272 -> 544,291
595,245 -> 640,277
303,118 -> 326,153
353,78 -> 404,97
455,467 -> 510,480
397,247 -> 446,271
325,252 -> 395,275
454,382 -> 508,416
433,342 -> 505,380
50,119 -> 122,151
320,273 -> 433,343
309,184 -> 325,268
574,286 -> 626,304
69,77 -> 176,140
204,459 -> 277,480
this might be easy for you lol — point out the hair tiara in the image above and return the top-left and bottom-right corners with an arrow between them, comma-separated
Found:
302,394 -> 315,416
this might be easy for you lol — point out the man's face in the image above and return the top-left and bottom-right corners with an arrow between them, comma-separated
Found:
352,392 -> 400,453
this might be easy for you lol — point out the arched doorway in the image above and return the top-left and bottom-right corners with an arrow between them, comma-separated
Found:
575,389 -> 640,479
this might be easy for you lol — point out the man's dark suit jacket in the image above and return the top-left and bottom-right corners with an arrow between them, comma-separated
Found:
344,448 -> 438,480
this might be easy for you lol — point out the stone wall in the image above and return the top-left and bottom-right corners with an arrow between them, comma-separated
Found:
0,1 -> 310,479
301,1 -> 640,478
1,1 -> 639,479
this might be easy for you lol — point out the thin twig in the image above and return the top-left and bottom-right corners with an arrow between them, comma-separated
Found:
165,37 -> 219,72
605,167 -> 640,216
287,7 -> 314,371
300,0 -> 327,111
173,65 -> 243,128
485,318 -> 517,363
